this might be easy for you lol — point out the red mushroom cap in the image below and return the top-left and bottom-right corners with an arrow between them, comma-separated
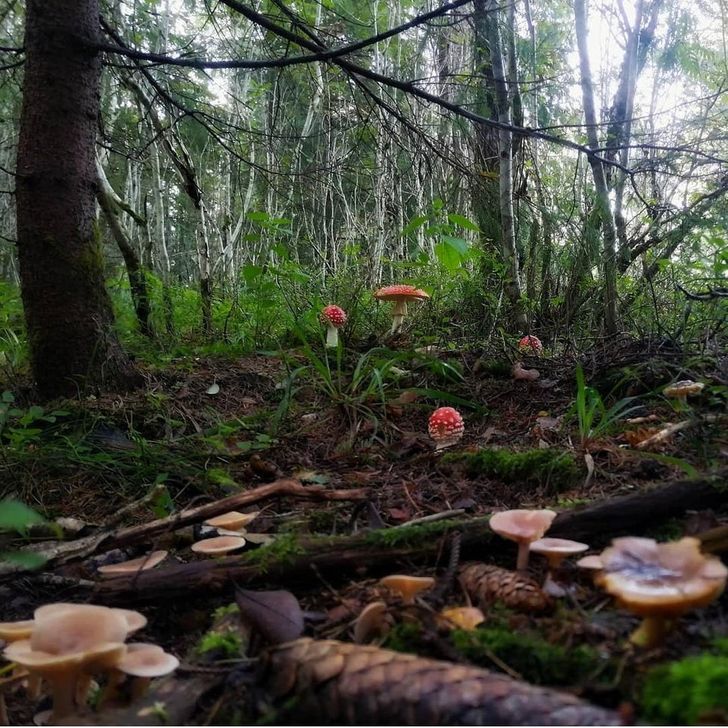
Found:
320,305 -> 347,328
518,335 -> 543,354
428,407 -> 465,448
373,285 -> 430,302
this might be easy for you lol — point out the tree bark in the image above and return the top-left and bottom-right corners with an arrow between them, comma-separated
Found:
574,0 -> 619,337
15,0 -> 140,398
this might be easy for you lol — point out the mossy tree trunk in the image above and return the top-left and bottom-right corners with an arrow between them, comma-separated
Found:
15,0 -> 141,398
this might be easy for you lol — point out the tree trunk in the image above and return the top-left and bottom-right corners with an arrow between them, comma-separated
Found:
574,0 -> 619,337
15,0 -> 140,398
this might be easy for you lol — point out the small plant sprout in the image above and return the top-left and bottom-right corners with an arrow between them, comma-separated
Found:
373,285 -> 430,335
489,509 -> 557,572
518,335 -> 543,355
320,305 -> 347,348
512,361 -> 540,381
590,536 -> 727,648
529,537 -> 589,597
428,407 -> 465,450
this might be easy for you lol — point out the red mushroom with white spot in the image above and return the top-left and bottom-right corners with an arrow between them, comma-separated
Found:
518,335 -> 543,355
428,407 -> 465,450
373,285 -> 430,335
320,305 -> 347,348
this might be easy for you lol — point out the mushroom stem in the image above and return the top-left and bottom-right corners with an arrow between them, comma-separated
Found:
0,693 -> 8,726
27,674 -> 42,701
516,541 -> 531,572
390,301 -> 408,334
48,670 -> 79,721
630,615 -> 674,649
325,325 -> 339,348
130,676 -> 152,702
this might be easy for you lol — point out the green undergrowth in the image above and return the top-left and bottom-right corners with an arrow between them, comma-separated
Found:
383,610 -> 609,687
363,516 -> 491,548
240,532 -> 306,572
640,653 -> 728,724
444,448 -> 582,492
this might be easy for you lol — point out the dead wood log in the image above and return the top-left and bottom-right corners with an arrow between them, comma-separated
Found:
257,638 -> 621,725
91,468 -> 728,603
0,478 -> 369,580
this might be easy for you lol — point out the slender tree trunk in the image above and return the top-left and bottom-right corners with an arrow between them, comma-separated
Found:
15,0 -> 140,398
574,0 -> 619,337
485,0 -> 526,328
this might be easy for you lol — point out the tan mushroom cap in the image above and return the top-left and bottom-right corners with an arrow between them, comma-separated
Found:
577,555 -> 605,570
33,603 -> 147,635
596,536 -> 728,617
373,285 -> 430,302
490,509 -> 557,543
114,643 -> 179,678
530,537 -> 589,561
379,575 -> 435,604
191,535 -> 246,555
353,601 -> 389,644
438,606 -> 485,631
0,620 -> 34,642
204,511 -> 260,531
97,551 -> 168,578
663,380 -> 705,398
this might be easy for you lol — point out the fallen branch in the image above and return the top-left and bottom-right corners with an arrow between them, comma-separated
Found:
257,638 -> 621,725
89,468 -> 728,603
0,478 -> 368,580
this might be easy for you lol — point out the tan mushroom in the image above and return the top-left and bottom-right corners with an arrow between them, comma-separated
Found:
191,535 -> 246,555
663,380 -> 705,403
530,537 -> 589,597
0,620 -> 34,642
97,551 -> 168,578
379,575 -> 435,604
592,536 -> 727,648
373,285 -> 430,335
203,511 -> 260,532
438,606 -> 485,632
489,509 -> 557,572
3,605 -> 129,720
576,555 -> 604,571
353,602 -> 390,644
113,643 -> 179,700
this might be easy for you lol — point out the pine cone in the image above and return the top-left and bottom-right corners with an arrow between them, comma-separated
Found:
458,562 -> 551,612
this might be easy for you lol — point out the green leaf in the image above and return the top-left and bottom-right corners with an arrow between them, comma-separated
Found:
0,500 -> 46,532
440,235 -> 470,254
401,214 -> 430,237
447,213 -> 480,232
1,551 -> 47,569
434,241 -> 462,272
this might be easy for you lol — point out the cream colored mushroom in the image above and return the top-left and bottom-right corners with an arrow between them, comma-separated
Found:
489,509 -> 557,572
97,551 -> 168,578
113,643 -> 179,700
530,537 -> 589,597
353,602 -> 390,644
438,607 -> 485,632
203,511 -> 259,532
191,535 -> 246,555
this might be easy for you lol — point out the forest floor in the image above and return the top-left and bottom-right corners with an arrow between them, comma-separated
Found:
1,336 -> 727,725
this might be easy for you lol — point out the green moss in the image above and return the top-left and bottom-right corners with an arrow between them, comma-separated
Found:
451,625 -> 603,686
195,627 -> 244,658
640,654 -> 728,724
363,516 -> 492,548
241,532 -> 305,571
445,448 -> 582,492
383,615 -> 605,688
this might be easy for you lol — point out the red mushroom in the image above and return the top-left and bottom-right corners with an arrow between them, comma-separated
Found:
428,407 -> 465,450
373,285 -> 430,335
320,305 -> 347,348
518,335 -> 543,355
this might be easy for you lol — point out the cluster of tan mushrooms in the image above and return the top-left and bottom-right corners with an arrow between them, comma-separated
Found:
0,603 -> 178,723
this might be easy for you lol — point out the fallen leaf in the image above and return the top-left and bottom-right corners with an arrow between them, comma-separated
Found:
235,587 -> 304,645
387,507 -> 411,523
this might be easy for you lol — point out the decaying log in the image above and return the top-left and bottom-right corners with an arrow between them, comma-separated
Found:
92,468 -> 728,603
257,638 -> 621,725
0,478 -> 368,580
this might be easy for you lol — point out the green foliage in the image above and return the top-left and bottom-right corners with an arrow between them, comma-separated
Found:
0,391 -> 70,449
241,533 -> 305,572
0,498 -> 48,569
640,654 -> 728,724
567,365 -> 641,448
196,626 -> 245,658
446,448 -> 582,492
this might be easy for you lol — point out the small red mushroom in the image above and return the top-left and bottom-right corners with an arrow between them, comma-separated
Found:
518,335 -> 543,355
320,305 -> 347,348
428,407 -> 465,450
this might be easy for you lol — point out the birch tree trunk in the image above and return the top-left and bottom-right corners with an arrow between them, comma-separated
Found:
574,0 -> 619,337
